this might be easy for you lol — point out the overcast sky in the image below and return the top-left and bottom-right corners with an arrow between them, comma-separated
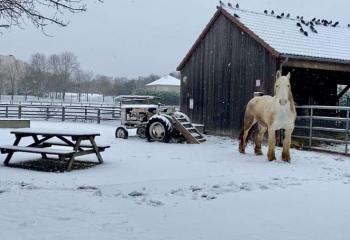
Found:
1,0 -> 349,78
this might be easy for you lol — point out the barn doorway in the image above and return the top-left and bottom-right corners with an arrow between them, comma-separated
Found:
282,67 -> 350,107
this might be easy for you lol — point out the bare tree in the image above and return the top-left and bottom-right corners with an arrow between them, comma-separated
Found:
4,59 -> 24,101
0,1 -> 99,30
48,52 -> 79,100
94,75 -> 112,102
73,69 -> 93,102
29,53 -> 48,97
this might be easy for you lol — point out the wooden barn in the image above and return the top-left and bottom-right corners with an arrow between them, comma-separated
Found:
177,6 -> 350,136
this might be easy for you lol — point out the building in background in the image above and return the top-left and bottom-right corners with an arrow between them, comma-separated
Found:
0,55 -> 26,95
146,75 -> 180,93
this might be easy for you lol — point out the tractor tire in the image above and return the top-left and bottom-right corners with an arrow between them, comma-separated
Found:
137,127 -> 146,139
115,127 -> 128,139
146,115 -> 173,142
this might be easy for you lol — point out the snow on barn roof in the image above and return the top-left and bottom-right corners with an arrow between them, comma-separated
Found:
223,7 -> 350,63
178,6 -> 350,70
146,75 -> 180,86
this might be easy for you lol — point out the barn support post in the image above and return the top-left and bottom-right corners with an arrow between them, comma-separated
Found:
309,107 -> 313,147
346,109 -> 349,154
337,85 -> 350,101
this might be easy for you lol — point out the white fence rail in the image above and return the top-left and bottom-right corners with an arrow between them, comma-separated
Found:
0,104 -> 121,124
293,105 -> 350,155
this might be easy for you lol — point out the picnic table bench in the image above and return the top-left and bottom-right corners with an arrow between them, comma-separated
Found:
0,129 -> 110,171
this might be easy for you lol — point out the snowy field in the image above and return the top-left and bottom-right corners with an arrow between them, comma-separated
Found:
1,121 -> 350,240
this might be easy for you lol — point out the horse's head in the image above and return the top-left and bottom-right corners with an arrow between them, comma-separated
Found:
274,71 -> 292,106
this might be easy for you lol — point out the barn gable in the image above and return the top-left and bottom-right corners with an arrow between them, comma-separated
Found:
179,11 -> 277,136
178,6 -> 350,136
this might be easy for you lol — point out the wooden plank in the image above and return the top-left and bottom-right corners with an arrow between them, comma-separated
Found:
32,135 -> 47,159
284,59 -> 350,72
89,136 -> 104,164
42,141 -> 110,150
0,145 -> 75,156
3,136 -> 21,166
10,129 -> 100,137
67,138 -> 82,171
172,117 -> 206,144
337,85 -> 350,100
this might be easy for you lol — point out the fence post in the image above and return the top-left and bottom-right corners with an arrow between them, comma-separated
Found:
309,107 -> 313,147
5,106 -> 8,118
62,106 -> 65,122
85,107 -> 88,121
46,107 -> 49,120
112,108 -> 115,118
18,105 -> 22,119
97,108 -> 101,124
346,109 -> 349,154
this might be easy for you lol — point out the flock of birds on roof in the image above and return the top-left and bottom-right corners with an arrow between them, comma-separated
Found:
218,1 -> 350,37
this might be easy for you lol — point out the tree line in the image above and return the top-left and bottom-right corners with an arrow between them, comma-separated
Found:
0,52 -> 180,103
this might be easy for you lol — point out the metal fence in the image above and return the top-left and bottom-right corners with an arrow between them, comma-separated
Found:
293,105 -> 350,155
0,100 -> 117,108
0,104 -> 121,123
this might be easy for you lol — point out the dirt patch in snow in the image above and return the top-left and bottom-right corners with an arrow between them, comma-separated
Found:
6,158 -> 99,172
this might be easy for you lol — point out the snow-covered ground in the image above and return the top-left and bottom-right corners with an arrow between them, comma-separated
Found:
1,121 -> 350,240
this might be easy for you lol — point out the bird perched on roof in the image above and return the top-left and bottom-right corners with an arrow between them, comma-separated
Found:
301,19 -> 306,25
234,13 -> 240,18
297,16 -> 300,19
332,21 -> 339,27
271,10 -> 274,15
276,15 -> 282,19
300,16 -> 304,21
310,25 -> 318,33
281,13 -> 285,17
228,2 -> 233,8
312,18 -> 316,22
286,13 -> 290,18
236,3 -> 239,8
348,24 -> 350,28
219,1 -> 225,7
299,27 -> 304,33
264,10 -> 268,14
304,31 -> 308,36
296,22 -> 302,27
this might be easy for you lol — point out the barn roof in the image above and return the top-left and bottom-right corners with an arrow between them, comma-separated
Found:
146,75 -> 180,86
177,6 -> 350,70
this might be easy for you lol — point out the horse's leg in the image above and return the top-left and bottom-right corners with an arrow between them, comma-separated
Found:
239,113 -> 255,154
267,128 -> 276,161
282,128 -> 293,162
255,125 -> 267,155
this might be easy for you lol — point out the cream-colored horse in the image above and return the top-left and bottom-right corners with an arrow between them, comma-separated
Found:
239,71 -> 296,162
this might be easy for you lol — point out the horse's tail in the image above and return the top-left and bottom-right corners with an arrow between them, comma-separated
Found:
239,122 -> 258,146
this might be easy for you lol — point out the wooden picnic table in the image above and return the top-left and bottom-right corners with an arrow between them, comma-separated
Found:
0,128 -> 110,171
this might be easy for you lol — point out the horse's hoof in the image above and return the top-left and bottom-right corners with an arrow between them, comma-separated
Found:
282,152 -> 291,162
268,154 -> 276,161
255,149 -> 263,155
239,149 -> 245,154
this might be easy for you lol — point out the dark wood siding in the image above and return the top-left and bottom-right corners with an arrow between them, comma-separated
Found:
180,14 -> 277,136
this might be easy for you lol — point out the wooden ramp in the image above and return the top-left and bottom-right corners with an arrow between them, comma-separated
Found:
172,116 -> 206,144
